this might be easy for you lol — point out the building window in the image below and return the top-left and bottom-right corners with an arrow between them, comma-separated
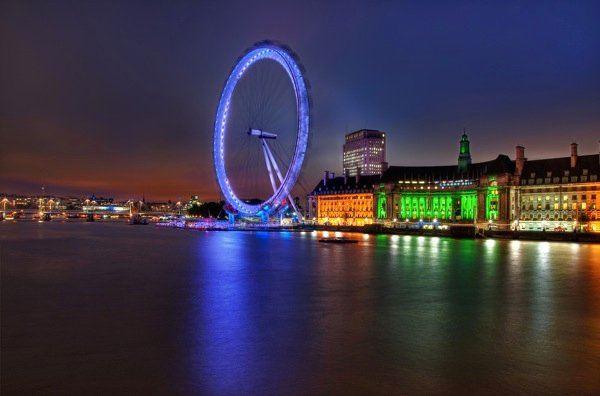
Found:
572,195 -> 577,201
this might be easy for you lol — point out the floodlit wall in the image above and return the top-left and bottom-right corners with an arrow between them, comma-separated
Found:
316,193 -> 374,226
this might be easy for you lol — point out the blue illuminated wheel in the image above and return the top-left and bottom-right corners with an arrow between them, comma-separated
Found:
213,41 -> 310,217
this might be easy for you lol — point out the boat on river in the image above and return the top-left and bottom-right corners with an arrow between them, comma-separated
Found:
130,214 -> 149,225
318,238 -> 358,244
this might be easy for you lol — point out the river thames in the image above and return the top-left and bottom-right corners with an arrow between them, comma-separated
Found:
1,221 -> 599,395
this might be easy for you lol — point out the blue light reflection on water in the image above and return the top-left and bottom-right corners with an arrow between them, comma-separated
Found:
191,231 -> 322,393
185,231 -> 600,394
194,232 -> 252,391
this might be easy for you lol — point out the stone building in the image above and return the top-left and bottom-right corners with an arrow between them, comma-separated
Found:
380,133 -> 514,226
511,143 -> 600,231
307,171 -> 381,226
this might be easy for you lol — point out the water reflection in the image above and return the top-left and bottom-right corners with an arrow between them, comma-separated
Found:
194,233 -> 252,393
4,223 -> 599,394
138,228 -> 600,393
193,232 -> 326,393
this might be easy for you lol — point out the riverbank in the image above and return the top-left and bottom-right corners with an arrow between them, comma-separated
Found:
304,224 -> 600,242
5,217 -> 598,242
152,220 -> 600,243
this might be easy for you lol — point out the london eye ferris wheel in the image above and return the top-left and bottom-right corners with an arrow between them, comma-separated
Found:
213,41 -> 310,221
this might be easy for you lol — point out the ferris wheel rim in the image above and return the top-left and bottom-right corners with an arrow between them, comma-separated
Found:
213,41 -> 310,216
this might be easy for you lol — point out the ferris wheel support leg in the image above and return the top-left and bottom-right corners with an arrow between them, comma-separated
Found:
261,140 -> 279,194
263,140 -> 304,221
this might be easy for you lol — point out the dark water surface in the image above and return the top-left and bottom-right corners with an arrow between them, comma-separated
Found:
1,222 -> 599,395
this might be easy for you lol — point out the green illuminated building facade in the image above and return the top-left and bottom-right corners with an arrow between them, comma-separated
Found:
379,133 -> 513,225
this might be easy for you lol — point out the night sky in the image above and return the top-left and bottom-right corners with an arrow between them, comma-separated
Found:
1,1 -> 599,201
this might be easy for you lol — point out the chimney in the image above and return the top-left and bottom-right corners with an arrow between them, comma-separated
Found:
344,168 -> 349,184
323,171 -> 329,186
570,142 -> 577,168
515,146 -> 526,176
355,167 -> 361,184
330,172 -> 335,179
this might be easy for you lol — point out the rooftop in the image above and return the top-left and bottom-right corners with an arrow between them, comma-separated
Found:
382,155 -> 515,183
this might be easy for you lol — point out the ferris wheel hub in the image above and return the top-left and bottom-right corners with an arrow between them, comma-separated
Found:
247,128 -> 278,139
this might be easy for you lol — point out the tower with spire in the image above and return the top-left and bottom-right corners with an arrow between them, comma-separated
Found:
457,129 -> 472,173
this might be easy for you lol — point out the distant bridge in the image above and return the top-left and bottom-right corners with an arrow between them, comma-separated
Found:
3,208 -> 181,218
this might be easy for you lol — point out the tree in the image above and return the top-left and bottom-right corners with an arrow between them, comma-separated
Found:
187,203 -> 203,217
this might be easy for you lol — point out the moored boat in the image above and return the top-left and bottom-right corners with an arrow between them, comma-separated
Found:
318,238 -> 358,244
130,214 -> 149,225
